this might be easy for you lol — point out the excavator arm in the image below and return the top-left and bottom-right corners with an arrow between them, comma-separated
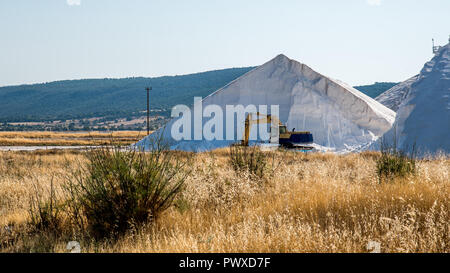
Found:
241,112 -> 282,146
240,112 -> 314,149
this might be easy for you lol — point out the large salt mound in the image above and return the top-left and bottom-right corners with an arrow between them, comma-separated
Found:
136,54 -> 395,152
380,43 -> 450,157
376,75 -> 419,111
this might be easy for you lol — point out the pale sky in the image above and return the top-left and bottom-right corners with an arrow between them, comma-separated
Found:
0,0 -> 449,87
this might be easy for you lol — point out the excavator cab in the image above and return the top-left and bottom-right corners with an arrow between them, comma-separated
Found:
279,131 -> 314,149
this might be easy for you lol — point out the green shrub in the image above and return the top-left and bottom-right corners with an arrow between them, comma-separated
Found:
29,178 -> 62,232
229,145 -> 267,179
376,136 -> 417,183
65,142 -> 188,239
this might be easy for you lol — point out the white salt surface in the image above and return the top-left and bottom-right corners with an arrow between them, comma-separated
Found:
376,75 -> 419,112
379,43 -> 450,157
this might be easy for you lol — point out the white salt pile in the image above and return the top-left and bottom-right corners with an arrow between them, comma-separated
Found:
136,54 -> 395,152
380,42 -> 450,157
376,75 -> 419,112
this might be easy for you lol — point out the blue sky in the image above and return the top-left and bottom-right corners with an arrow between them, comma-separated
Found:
0,0 -> 449,86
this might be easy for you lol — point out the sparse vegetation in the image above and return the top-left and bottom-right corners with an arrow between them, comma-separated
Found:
0,131 -> 144,146
376,135 -> 417,183
229,145 -> 267,179
0,147 -> 448,253
65,144 -> 188,238
28,178 -> 63,233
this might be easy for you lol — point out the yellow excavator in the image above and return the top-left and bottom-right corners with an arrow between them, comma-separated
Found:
241,112 -> 314,149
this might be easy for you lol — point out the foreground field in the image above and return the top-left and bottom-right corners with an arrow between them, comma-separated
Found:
0,149 -> 448,253
0,131 -> 144,146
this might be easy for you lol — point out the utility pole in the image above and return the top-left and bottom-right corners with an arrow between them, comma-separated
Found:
146,87 -> 152,135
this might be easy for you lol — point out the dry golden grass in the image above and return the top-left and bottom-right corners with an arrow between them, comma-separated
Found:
0,149 -> 448,253
0,131 -> 146,146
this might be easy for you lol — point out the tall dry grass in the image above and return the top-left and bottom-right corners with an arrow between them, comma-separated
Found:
0,149 -> 448,253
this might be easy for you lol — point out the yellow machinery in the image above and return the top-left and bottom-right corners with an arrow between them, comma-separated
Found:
241,112 -> 314,149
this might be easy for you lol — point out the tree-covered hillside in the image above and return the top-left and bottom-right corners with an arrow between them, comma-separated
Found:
354,82 -> 398,99
0,68 -> 398,127
0,67 -> 255,122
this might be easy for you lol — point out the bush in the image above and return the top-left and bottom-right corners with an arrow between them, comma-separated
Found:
65,142 -> 188,239
376,136 -> 416,183
29,177 -> 62,232
229,145 -> 267,179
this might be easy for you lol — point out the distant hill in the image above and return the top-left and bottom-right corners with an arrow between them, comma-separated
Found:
0,68 -> 396,125
0,67 -> 255,123
353,82 -> 398,99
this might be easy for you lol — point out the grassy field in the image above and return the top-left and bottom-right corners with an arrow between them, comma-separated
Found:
0,148 -> 448,253
0,131 -> 145,146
